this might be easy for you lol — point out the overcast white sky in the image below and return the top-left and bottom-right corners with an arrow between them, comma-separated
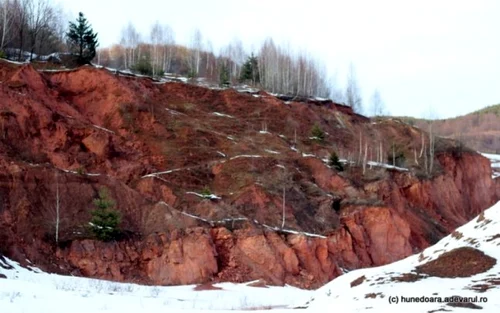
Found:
58,0 -> 500,119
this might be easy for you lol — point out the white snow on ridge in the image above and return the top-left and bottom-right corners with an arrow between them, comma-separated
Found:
481,152 -> 500,161
367,160 -> 409,171
0,58 -> 25,65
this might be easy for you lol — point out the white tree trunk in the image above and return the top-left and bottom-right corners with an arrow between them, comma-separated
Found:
281,186 -> 286,228
55,172 -> 60,244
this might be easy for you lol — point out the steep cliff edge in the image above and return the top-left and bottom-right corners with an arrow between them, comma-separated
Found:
0,60 -> 497,289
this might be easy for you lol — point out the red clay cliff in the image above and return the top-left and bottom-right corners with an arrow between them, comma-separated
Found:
0,61 -> 497,289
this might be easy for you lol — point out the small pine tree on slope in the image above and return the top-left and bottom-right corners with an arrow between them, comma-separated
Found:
66,12 -> 99,65
311,123 -> 325,142
328,151 -> 344,171
90,187 -> 121,241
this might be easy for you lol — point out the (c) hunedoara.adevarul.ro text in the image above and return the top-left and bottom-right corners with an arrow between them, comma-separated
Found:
388,295 -> 488,304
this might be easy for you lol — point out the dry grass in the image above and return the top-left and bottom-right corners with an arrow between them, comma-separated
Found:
350,275 -> 366,287
193,283 -> 223,291
486,234 -> 500,242
391,272 -> 427,283
451,231 -> 464,240
476,212 -> 486,223
365,292 -> 384,299
416,247 -> 497,278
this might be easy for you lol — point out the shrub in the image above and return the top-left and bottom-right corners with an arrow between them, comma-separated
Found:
130,57 -> 163,76
311,123 -> 325,142
219,63 -> 230,87
76,166 -> 86,175
0,50 -> 6,59
132,61 -> 152,75
328,152 -> 344,171
200,186 -> 212,196
89,187 -> 121,241
187,69 -> 198,80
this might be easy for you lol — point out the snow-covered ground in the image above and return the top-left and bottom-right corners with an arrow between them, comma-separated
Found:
481,152 -> 500,178
305,200 -> 500,312
0,257 -> 313,313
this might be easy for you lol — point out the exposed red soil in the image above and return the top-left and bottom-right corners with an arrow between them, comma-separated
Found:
416,247 -> 497,278
0,60 -> 498,289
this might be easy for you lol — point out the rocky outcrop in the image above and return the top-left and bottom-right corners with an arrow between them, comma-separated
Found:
55,205 -> 411,289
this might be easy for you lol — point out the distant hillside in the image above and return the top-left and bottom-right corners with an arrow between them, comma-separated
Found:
398,104 -> 500,153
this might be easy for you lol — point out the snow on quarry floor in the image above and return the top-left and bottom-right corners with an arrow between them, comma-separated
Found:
305,201 -> 500,313
0,257 -> 313,313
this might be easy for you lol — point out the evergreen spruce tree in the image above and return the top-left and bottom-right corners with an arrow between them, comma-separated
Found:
328,152 -> 344,171
66,12 -> 99,65
219,63 -> 230,87
90,188 -> 121,241
311,123 -> 325,142
239,53 -> 260,85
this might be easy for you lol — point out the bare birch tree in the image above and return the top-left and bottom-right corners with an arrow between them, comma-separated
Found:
13,0 -> 31,61
187,28 -> 203,76
55,171 -> 60,243
276,166 -> 292,228
162,24 -> 175,73
370,89 -> 385,116
27,0 -> 53,60
120,22 -> 140,69
150,21 -> 164,76
0,0 -> 14,50
345,63 -> 363,113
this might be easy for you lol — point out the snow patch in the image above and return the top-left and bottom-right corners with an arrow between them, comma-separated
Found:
367,161 -> 409,172
230,155 -> 262,160
212,112 -> 234,118
141,168 -> 183,178
165,108 -> 186,116
185,191 -> 221,200
264,149 -> 280,154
